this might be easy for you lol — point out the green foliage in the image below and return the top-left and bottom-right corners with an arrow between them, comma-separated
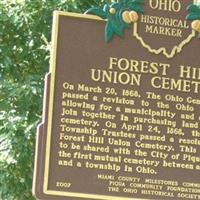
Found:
85,0 -> 144,42
0,0 -> 111,199
187,4 -> 200,20
186,3 -> 200,39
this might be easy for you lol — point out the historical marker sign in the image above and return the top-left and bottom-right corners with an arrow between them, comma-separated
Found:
33,0 -> 200,200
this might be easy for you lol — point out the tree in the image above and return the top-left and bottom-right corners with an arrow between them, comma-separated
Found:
0,0 -> 112,199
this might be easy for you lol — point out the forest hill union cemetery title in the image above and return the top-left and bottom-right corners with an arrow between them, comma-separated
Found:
91,57 -> 200,94
141,0 -> 189,37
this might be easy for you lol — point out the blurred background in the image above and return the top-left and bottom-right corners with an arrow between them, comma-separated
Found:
0,0 -> 112,199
